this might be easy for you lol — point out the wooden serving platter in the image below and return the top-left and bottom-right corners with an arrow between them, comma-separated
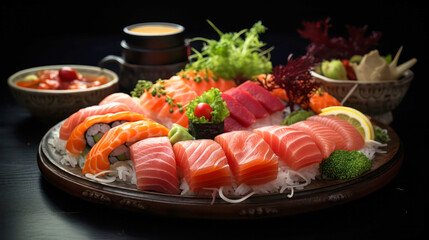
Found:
37,120 -> 402,219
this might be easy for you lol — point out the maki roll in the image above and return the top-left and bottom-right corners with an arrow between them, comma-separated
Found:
65,111 -> 148,155
186,88 -> 230,140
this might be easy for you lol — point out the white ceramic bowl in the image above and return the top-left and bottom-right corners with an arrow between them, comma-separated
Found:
311,70 -> 413,123
8,65 -> 119,124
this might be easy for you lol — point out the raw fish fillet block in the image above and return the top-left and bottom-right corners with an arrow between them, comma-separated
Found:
130,137 -> 180,194
224,88 -> 269,119
66,111 -> 149,155
237,80 -> 285,113
215,131 -> 278,186
307,115 -> 364,151
83,120 -> 169,175
221,93 -> 256,127
60,102 -> 130,140
173,139 -> 232,192
290,120 -> 346,159
253,126 -> 322,170
99,92 -> 147,116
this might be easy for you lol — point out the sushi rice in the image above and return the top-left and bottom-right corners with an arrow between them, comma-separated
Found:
48,126 -> 386,204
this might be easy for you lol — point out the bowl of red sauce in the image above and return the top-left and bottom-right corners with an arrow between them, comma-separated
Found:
8,65 -> 118,124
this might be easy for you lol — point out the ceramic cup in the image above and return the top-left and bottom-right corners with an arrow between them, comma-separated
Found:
99,22 -> 190,92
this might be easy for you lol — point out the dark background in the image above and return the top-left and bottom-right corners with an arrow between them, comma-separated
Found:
1,1 -> 427,239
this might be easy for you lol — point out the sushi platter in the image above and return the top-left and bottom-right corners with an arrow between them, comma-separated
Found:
28,20 -> 413,219
37,119 -> 402,219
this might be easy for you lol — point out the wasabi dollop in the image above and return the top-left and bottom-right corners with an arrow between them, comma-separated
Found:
168,124 -> 194,145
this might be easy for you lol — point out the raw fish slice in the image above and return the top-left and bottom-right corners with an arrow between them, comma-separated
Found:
237,81 -> 285,113
215,131 -> 278,186
224,88 -> 269,119
290,120 -> 345,159
172,70 -> 236,96
253,125 -> 322,170
130,137 -> 180,194
83,120 -> 169,175
59,102 -> 130,140
221,93 -> 256,127
307,115 -> 364,150
99,92 -> 147,116
223,116 -> 247,132
173,139 -> 232,192
65,111 -> 149,155
139,78 -> 197,128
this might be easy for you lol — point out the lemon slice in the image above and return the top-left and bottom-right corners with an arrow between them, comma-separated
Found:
320,106 -> 374,141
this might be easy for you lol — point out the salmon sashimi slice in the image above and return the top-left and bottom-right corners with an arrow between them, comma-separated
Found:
215,131 -> 278,186
99,92 -> 147,117
130,137 -> 180,194
224,87 -> 269,119
290,120 -> 346,159
59,102 -> 130,140
307,115 -> 364,151
173,139 -> 232,192
83,120 -> 169,175
139,78 -> 197,128
253,125 -> 323,170
173,70 -> 236,96
237,80 -> 285,114
65,111 -> 149,155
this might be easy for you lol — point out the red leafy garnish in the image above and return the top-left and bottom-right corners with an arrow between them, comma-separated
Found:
297,18 -> 382,60
258,55 -> 319,112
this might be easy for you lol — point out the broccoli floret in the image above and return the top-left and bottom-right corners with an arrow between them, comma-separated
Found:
319,150 -> 371,180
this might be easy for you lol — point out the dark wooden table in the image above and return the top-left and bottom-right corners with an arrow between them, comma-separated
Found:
1,2 -> 427,239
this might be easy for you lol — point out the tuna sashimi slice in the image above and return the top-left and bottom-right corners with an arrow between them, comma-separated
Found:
221,93 -> 256,127
173,139 -> 232,192
130,137 -> 180,194
215,131 -> 278,186
224,88 -> 269,119
237,81 -> 285,113
253,125 -> 322,170
224,116 -> 248,132
307,115 -> 364,151
290,120 -> 346,159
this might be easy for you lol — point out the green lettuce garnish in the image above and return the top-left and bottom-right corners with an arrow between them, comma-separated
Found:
186,88 -> 229,124
186,20 -> 273,83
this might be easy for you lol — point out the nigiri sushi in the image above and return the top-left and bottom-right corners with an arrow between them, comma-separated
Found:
253,125 -> 323,170
130,137 -> 180,194
173,139 -> 232,192
65,111 -> 149,155
307,115 -> 365,150
59,102 -> 130,140
215,131 -> 278,186
83,120 -> 169,175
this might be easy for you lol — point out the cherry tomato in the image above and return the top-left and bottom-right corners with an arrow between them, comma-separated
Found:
194,102 -> 213,120
58,67 -> 79,82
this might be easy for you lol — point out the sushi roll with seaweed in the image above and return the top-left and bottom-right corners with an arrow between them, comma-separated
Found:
65,111 -> 148,155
